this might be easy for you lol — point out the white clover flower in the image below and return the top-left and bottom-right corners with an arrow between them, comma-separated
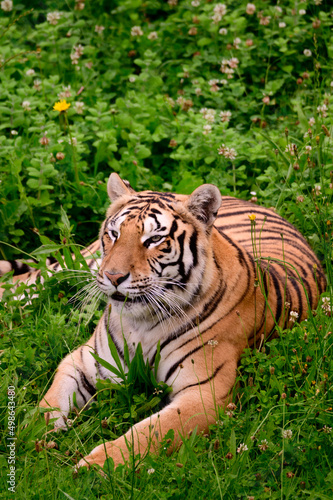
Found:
148,31 -> 158,40
1,0 -> 13,12
305,145 -> 312,153
147,468 -> 155,474
246,3 -> 256,15
304,49 -> 312,57
207,339 -> 218,346
129,76 -> 136,83
131,26 -> 143,36
168,0 -> 177,5
191,0 -> 200,6
220,110 -> 232,122
229,57 -> 239,68
47,11 -> 61,25
200,107 -> 216,122
282,429 -> 292,439
279,22 -> 286,28
11,130 -> 18,135
203,124 -> 212,135
220,79 -> 227,85
95,25 -> 105,34
258,439 -> 268,451
317,104 -> 328,117
237,443 -> 248,453
275,6 -> 282,13
309,117 -> 315,126
22,100 -> 31,111
250,191 -> 257,196
323,426 -> 332,433
195,87 -> 202,96
58,85 -> 72,99
74,101 -> 84,114
26,69 -> 36,76
299,9 -> 306,15
260,16 -> 271,26
233,37 -> 241,48
289,310 -> 299,323
219,28 -> 227,35
218,144 -> 237,160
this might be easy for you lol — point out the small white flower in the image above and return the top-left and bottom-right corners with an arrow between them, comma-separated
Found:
299,9 -> 306,15
282,429 -> 292,439
95,25 -> 105,34
279,22 -> 286,28
131,26 -> 143,37
323,426 -> 332,434
275,6 -> 282,13
317,104 -> 328,117
203,124 -> 212,135
148,31 -> 158,40
237,443 -> 248,453
191,0 -> 200,6
220,110 -> 232,122
304,49 -> 312,57
11,130 -> 18,135
330,81 -> 333,88
246,3 -> 256,15
129,76 -> 136,83
216,420 -> 223,426
289,310 -> 299,323
207,339 -> 218,346
258,439 -> 268,451
233,37 -> 241,48
26,69 -> 35,76
219,28 -> 227,35
1,0 -> 13,11
305,145 -> 312,153
250,191 -> 257,196
309,117 -> 315,126
147,468 -> 155,474
22,100 -> 31,111
195,88 -> 202,96
74,101 -> 84,114
47,11 -> 61,25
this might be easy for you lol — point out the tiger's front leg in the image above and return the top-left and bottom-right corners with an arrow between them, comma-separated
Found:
40,316 -> 114,429
78,357 -> 237,469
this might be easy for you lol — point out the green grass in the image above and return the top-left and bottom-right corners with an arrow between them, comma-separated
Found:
0,0 -> 333,498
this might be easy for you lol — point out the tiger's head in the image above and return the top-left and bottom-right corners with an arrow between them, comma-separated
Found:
96,173 -> 221,322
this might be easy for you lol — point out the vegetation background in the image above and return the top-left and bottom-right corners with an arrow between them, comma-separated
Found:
0,0 -> 332,498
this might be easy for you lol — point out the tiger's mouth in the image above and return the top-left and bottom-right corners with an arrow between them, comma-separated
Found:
111,292 -> 133,302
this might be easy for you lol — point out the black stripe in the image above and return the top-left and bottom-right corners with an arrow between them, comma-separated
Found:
172,362 -> 226,397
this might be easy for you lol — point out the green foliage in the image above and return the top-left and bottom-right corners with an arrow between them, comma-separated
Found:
0,0 -> 333,499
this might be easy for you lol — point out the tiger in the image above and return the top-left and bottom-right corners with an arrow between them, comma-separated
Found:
0,172 -> 326,470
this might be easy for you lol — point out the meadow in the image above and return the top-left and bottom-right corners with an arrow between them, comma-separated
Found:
0,0 -> 332,498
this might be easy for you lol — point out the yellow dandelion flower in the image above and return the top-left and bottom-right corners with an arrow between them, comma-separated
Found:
248,214 -> 256,221
53,100 -> 71,112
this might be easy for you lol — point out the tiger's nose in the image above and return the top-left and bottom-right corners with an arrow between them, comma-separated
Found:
104,271 -> 130,287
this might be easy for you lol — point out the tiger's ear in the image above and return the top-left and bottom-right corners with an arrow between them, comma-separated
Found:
107,173 -> 135,202
186,184 -> 221,227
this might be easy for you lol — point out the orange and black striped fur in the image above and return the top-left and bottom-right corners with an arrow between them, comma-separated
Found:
0,173 -> 326,469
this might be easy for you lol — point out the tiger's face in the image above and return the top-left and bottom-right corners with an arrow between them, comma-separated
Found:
96,174 -> 221,322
